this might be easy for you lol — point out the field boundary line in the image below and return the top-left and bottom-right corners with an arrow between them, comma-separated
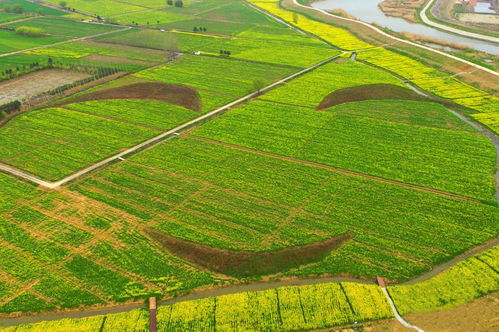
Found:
183,134 -> 481,203
289,0 -> 498,77
0,54 -> 341,188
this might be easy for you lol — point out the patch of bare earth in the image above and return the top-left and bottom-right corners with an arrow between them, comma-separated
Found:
319,292 -> 499,332
145,228 -> 353,277
0,69 -> 91,104
59,82 -> 202,111
317,84 -> 428,110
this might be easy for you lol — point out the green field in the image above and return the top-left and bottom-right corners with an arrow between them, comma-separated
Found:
0,107 -> 158,180
0,0 -> 497,323
0,30 -> 64,55
133,54 -> 295,111
0,12 -> 25,23
3,246 -> 497,331
70,136 -> 497,279
5,17 -> 120,38
0,0 -> 65,16
99,27 -> 338,67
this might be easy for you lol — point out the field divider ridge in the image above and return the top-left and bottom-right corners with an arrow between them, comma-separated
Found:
0,54 -> 342,188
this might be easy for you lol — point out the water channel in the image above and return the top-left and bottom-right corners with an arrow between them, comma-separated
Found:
312,0 -> 499,54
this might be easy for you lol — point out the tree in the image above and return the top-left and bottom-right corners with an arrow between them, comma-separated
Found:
174,0 -> 183,7
292,12 -> 299,24
167,0 -> 173,5
252,78 -> 266,94
59,1 -> 67,8
193,27 -> 198,32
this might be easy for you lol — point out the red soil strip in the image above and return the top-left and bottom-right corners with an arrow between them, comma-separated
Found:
60,82 -> 202,112
145,228 -> 353,277
317,83 -> 427,110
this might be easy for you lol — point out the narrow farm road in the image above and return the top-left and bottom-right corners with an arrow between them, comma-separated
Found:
420,0 -> 499,44
0,54 -> 342,188
0,27 -> 132,58
382,288 -> 425,332
0,16 -> 36,26
289,0 -> 498,77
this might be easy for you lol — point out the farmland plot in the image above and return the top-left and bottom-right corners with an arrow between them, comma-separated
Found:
0,107 -> 158,180
192,99 -> 496,202
70,137 -> 498,280
389,246 -> 499,314
134,54 -> 296,111
0,171 -> 215,314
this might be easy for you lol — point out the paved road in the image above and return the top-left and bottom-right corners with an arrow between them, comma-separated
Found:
421,0 -> 499,44
290,0 -> 498,77
0,54 -> 341,188
0,27 -> 131,58
381,288 -> 425,332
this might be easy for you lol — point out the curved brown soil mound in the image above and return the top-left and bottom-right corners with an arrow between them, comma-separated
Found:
61,82 -> 202,111
317,83 -> 427,110
145,228 -> 353,277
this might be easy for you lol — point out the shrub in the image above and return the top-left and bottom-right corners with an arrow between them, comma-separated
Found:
15,26 -> 47,37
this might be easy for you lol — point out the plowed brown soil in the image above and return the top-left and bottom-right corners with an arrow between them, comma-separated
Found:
60,82 -> 202,111
145,228 -> 353,277
317,84 -> 427,110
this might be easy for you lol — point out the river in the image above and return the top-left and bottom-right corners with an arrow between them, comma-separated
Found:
311,0 -> 499,54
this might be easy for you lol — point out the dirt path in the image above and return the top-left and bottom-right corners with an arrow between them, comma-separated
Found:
0,54 -> 341,188
1,236 -> 497,327
183,134 -> 481,203
0,16 -> 35,26
421,0 -> 499,44
0,26 -> 132,58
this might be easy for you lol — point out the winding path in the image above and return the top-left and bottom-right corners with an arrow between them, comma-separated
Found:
420,0 -> 499,44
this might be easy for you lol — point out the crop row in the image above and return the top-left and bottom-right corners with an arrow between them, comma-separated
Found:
0,107 -> 158,180
192,98 -> 496,202
70,136 -> 498,281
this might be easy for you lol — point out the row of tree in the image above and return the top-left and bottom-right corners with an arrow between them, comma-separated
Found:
220,50 -> 231,56
193,27 -> 207,32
